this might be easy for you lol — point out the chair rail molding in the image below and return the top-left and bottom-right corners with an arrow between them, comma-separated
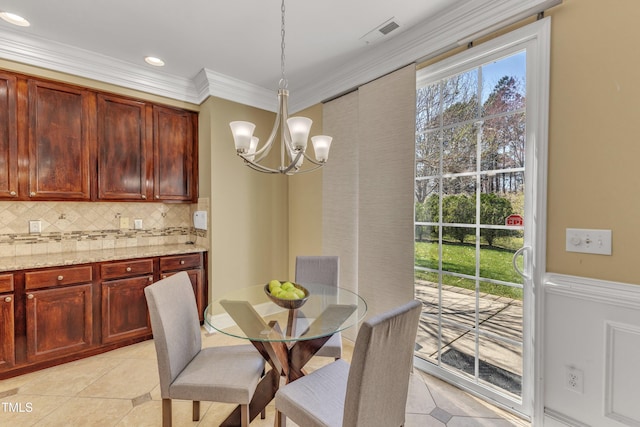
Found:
544,272 -> 640,310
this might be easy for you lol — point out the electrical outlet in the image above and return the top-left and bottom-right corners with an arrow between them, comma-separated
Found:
29,220 -> 42,234
565,366 -> 584,394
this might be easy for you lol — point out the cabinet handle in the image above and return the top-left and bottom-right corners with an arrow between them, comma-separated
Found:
162,274 -> 167,279
141,195 -> 147,200
27,294 -> 34,300
180,260 -> 185,265
30,191 -> 36,197
9,191 -> 16,196
126,267 -> 132,272
57,275 -> 64,281
4,296 -> 11,303
148,277 -> 153,282
155,195 -> 160,199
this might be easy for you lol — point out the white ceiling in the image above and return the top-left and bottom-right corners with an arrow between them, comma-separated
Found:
0,0 -> 559,111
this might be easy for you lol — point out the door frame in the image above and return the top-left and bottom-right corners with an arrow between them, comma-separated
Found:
413,18 -> 550,423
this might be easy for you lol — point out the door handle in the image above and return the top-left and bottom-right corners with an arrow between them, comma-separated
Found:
512,246 -> 531,280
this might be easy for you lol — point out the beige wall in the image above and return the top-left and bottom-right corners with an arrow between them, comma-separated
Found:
545,0 -> 640,284
203,97 -> 289,300
287,103 -> 324,279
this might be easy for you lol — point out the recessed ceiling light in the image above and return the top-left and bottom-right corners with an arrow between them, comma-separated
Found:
0,11 -> 30,27
144,56 -> 165,67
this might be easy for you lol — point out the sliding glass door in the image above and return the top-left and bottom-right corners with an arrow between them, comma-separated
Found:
413,19 -> 550,420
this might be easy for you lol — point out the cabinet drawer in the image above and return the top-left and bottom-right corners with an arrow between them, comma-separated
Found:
0,274 -> 13,293
160,253 -> 202,271
25,266 -> 92,290
101,259 -> 154,280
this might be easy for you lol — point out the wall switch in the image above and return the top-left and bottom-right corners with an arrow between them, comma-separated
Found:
29,220 -> 42,234
566,228 -> 612,255
119,217 -> 129,229
133,219 -> 143,230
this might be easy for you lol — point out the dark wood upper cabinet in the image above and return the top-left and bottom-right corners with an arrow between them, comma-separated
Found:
97,95 -> 152,201
27,79 -> 93,200
0,71 -> 198,203
153,105 -> 197,202
0,72 -> 18,199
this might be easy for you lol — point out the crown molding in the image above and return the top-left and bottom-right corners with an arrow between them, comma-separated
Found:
194,68 -> 276,112
0,0 -> 561,112
289,0 -> 562,112
0,26 -> 200,103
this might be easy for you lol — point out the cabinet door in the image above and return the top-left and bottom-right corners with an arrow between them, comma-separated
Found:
28,79 -> 92,200
101,275 -> 153,344
0,72 -> 18,199
97,95 -> 152,200
0,294 -> 15,370
153,105 -> 196,201
161,269 -> 204,321
26,284 -> 93,362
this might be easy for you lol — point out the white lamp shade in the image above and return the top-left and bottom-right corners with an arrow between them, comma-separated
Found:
311,135 -> 332,162
286,117 -> 312,151
247,136 -> 259,160
230,121 -> 256,152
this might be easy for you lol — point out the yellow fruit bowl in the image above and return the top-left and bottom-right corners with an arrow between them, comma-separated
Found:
264,281 -> 309,309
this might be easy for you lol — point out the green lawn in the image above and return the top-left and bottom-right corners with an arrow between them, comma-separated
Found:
415,241 -> 523,300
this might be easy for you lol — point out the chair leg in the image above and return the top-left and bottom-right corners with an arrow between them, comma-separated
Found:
162,399 -> 172,427
275,409 -> 286,427
192,401 -> 200,421
240,404 -> 249,427
261,407 -> 266,419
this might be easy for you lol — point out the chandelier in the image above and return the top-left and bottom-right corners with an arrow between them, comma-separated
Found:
229,0 -> 332,174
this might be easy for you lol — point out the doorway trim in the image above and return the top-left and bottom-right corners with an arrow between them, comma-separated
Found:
413,17 -> 550,423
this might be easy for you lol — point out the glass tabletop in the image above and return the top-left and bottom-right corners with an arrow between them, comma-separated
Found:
204,283 -> 367,342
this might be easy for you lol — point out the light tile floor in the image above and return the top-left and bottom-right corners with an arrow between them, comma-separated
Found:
0,329 -> 529,426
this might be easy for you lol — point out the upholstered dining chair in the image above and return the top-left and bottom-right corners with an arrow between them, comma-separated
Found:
274,299 -> 422,427
144,272 -> 265,427
295,255 -> 342,359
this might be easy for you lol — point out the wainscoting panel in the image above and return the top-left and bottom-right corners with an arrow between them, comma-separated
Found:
543,273 -> 640,427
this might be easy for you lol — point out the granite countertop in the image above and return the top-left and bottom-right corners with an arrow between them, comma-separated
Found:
0,244 -> 208,273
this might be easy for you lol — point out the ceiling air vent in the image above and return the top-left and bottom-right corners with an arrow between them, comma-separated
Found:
360,17 -> 401,45
379,21 -> 400,35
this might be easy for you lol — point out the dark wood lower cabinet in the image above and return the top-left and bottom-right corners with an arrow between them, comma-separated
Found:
101,275 -> 153,344
25,284 -> 93,363
0,294 -> 15,369
0,251 -> 207,380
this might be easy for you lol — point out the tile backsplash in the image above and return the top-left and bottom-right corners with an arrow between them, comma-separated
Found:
0,201 -> 209,258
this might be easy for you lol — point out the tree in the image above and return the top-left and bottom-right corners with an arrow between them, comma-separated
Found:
480,193 -> 514,246
442,194 -> 474,243
481,76 -> 526,194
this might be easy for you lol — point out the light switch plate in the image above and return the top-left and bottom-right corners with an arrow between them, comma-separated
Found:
119,217 -> 129,229
566,228 -> 612,255
29,220 -> 42,234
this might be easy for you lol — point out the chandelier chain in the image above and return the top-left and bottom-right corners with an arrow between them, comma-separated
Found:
280,0 -> 287,89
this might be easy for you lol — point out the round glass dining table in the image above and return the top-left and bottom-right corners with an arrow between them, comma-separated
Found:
204,282 -> 367,343
204,283 -> 367,426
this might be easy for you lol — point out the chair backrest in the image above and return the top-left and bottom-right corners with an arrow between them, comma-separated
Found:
342,299 -> 422,427
144,271 -> 202,398
295,256 -> 339,287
